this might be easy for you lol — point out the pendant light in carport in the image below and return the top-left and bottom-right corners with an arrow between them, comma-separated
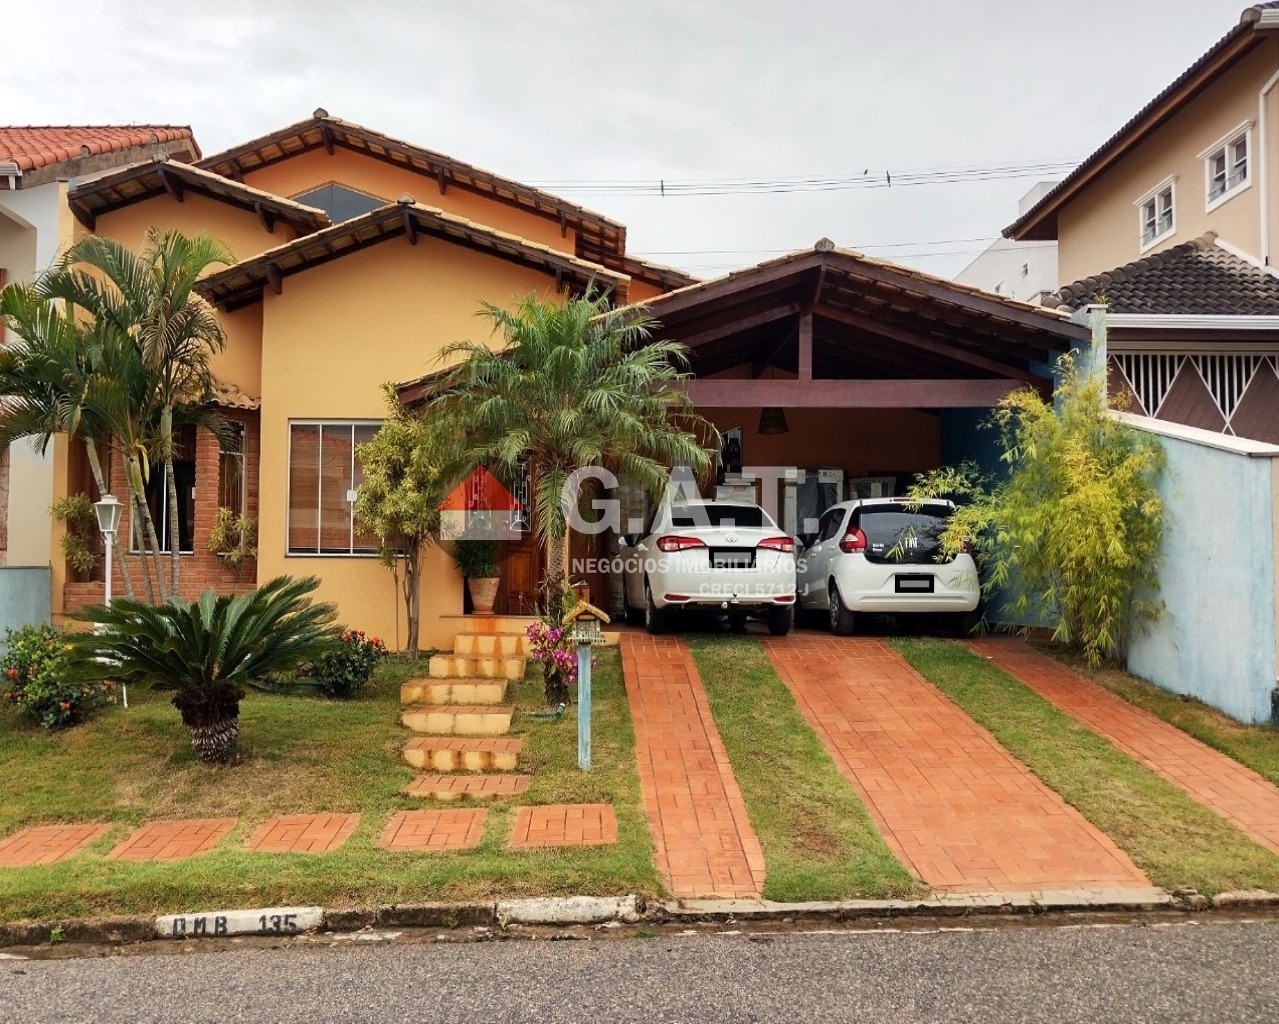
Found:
757,406 -> 789,435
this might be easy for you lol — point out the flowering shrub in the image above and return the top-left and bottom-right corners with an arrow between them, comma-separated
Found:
2,623 -> 114,729
307,628 -> 387,698
526,620 -> 578,705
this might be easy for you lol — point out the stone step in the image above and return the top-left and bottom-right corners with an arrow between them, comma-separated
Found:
454,632 -> 531,657
404,774 -> 531,802
428,654 -> 526,681
400,679 -> 509,706
400,704 -> 514,736
402,737 -> 523,772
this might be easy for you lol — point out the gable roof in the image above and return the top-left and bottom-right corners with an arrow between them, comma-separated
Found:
621,255 -> 699,293
0,126 -> 199,189
1005,4 -> 1279,241
67,157 -> 330,236
195,111 -> 627,272
1046,232 -> 1279,315
195,196 -> 628,312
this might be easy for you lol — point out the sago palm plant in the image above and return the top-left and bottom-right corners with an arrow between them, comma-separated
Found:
68,576 -> 339,764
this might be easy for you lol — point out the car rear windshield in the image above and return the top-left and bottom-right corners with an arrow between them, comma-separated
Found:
670,504 -> 769,529
857,504 -> 954,564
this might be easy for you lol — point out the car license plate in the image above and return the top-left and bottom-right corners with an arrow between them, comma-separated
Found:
712,550 -> 755,569
894,573 -> 934,594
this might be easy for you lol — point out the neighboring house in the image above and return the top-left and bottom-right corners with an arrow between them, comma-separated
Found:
0,125 -> 200,567
1005,2 -> 1279,443
46,110 -> 696,646
954,183 -> 1059,303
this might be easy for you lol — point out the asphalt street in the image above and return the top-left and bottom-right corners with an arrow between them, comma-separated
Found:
3,919 -> 1278,1023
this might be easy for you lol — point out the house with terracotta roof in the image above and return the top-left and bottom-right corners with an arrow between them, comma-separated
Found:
0,125 -> 199,569
24,108 -> 1090,650
1006,2 -> 1279,442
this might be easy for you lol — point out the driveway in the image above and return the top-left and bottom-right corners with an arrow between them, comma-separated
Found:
762,633 -> 1150,893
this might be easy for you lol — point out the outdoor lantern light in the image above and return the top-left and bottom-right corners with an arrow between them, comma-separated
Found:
757,406 -> 789,435
94,493 -> 122,539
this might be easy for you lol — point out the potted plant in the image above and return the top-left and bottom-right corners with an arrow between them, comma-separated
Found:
453,538 -> 501,615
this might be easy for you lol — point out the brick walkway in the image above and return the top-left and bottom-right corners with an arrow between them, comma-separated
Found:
108,818 -> 236,862
379,809 -> 488,851
973,637 -> 1279,856
247,814 -> 361,854
620,634 -> 766,898
763,635 -> 1148,893
509,804 -> 618,849
0,824 -> 108,867
404,774 -> 531,800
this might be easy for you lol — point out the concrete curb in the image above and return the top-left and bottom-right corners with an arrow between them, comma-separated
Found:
2,889 -> 1276,949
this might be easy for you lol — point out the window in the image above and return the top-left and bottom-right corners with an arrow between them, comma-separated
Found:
140,423 -> 196,553
219,422 -> 246,517
288,422 -> 380,555
817,508 -> 846,542
1137,178 -> 1176,250
1201,124 -> 1252,209
293,183 -> 386,223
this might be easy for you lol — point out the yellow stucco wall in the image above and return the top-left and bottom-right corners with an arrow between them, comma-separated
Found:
255,234 -> 563,648
1057,38 -> 1279,284
237,147 -> 577,254
87,191 -> 302,269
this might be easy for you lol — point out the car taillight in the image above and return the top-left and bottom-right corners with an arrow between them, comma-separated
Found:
757,536 -> 795,553
657,535 -> 707,553
839,528 -> 867,553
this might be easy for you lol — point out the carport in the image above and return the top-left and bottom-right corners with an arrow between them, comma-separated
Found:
636,239 -> 1089,533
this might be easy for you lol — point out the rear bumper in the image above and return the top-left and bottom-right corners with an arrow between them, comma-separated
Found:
652,561 -> 796,610
832,557 -> 979,614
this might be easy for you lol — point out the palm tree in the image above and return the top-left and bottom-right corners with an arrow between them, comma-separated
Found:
67,576 -> 340,764
0,281 -> 138,597
41,230 -> 233,596
430,290 -> 715,587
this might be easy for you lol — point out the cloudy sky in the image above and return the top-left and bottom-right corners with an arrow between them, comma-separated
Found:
1,0 -> 1255,278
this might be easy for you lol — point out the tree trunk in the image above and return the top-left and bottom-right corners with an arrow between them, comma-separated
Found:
83,440 -> 135,599
162,406 -> 182,596
129,455 -> 168,601
174,688 -> 243,765
404,541 -> 423,659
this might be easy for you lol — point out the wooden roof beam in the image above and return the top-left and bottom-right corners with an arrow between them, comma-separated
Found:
253,201 -> 275,234
264,263 -> 283,296
686,377 -> 1023,409
158,165 -> 184,202
817,306 -> 1047,387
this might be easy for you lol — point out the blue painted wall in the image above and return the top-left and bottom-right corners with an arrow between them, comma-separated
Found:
1126,428 -> 1278,724
0,567 -> 51,651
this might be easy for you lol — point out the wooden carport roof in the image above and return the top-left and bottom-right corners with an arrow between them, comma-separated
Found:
67,157 -> 331,236
195,196 -> 628,313
634,239 -> 1089,408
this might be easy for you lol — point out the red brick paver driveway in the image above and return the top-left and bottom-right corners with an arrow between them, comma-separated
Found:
974,637 -> 1279,856
621,634 -> 766,898
764,635 -> 1149,894
379,809 -> 488,851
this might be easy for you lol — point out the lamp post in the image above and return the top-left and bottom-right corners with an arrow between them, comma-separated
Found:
93,494 -> 124,708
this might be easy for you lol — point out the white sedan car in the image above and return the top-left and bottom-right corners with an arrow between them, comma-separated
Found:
798,498 -> 981,635
619,500 -> 797,635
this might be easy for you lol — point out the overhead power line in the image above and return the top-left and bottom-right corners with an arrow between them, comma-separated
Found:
527,160 -> 1077,197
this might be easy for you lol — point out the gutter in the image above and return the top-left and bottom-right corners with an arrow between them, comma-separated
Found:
1104,313 -> 1279,330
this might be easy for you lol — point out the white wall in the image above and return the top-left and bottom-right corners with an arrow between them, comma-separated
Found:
954,237 -> 1059,303
0,182 -> 64,568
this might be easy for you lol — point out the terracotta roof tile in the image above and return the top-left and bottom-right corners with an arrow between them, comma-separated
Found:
1047,233 -> 1279,315
0,126 -> 198,174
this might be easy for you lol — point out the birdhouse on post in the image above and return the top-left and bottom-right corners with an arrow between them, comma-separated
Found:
563,601 -> 610,769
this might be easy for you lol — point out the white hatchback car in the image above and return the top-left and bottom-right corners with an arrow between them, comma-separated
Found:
619,500 -> 797,635
797,498 -> 980,635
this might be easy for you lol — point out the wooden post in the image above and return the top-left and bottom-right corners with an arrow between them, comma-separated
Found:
798,311 -> 813,382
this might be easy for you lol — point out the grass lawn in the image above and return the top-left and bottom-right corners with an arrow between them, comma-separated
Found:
0,647 -> 659,922
687,634 -> 918,901
895,638 -> 1279,896
1037,643 -> 1279,789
